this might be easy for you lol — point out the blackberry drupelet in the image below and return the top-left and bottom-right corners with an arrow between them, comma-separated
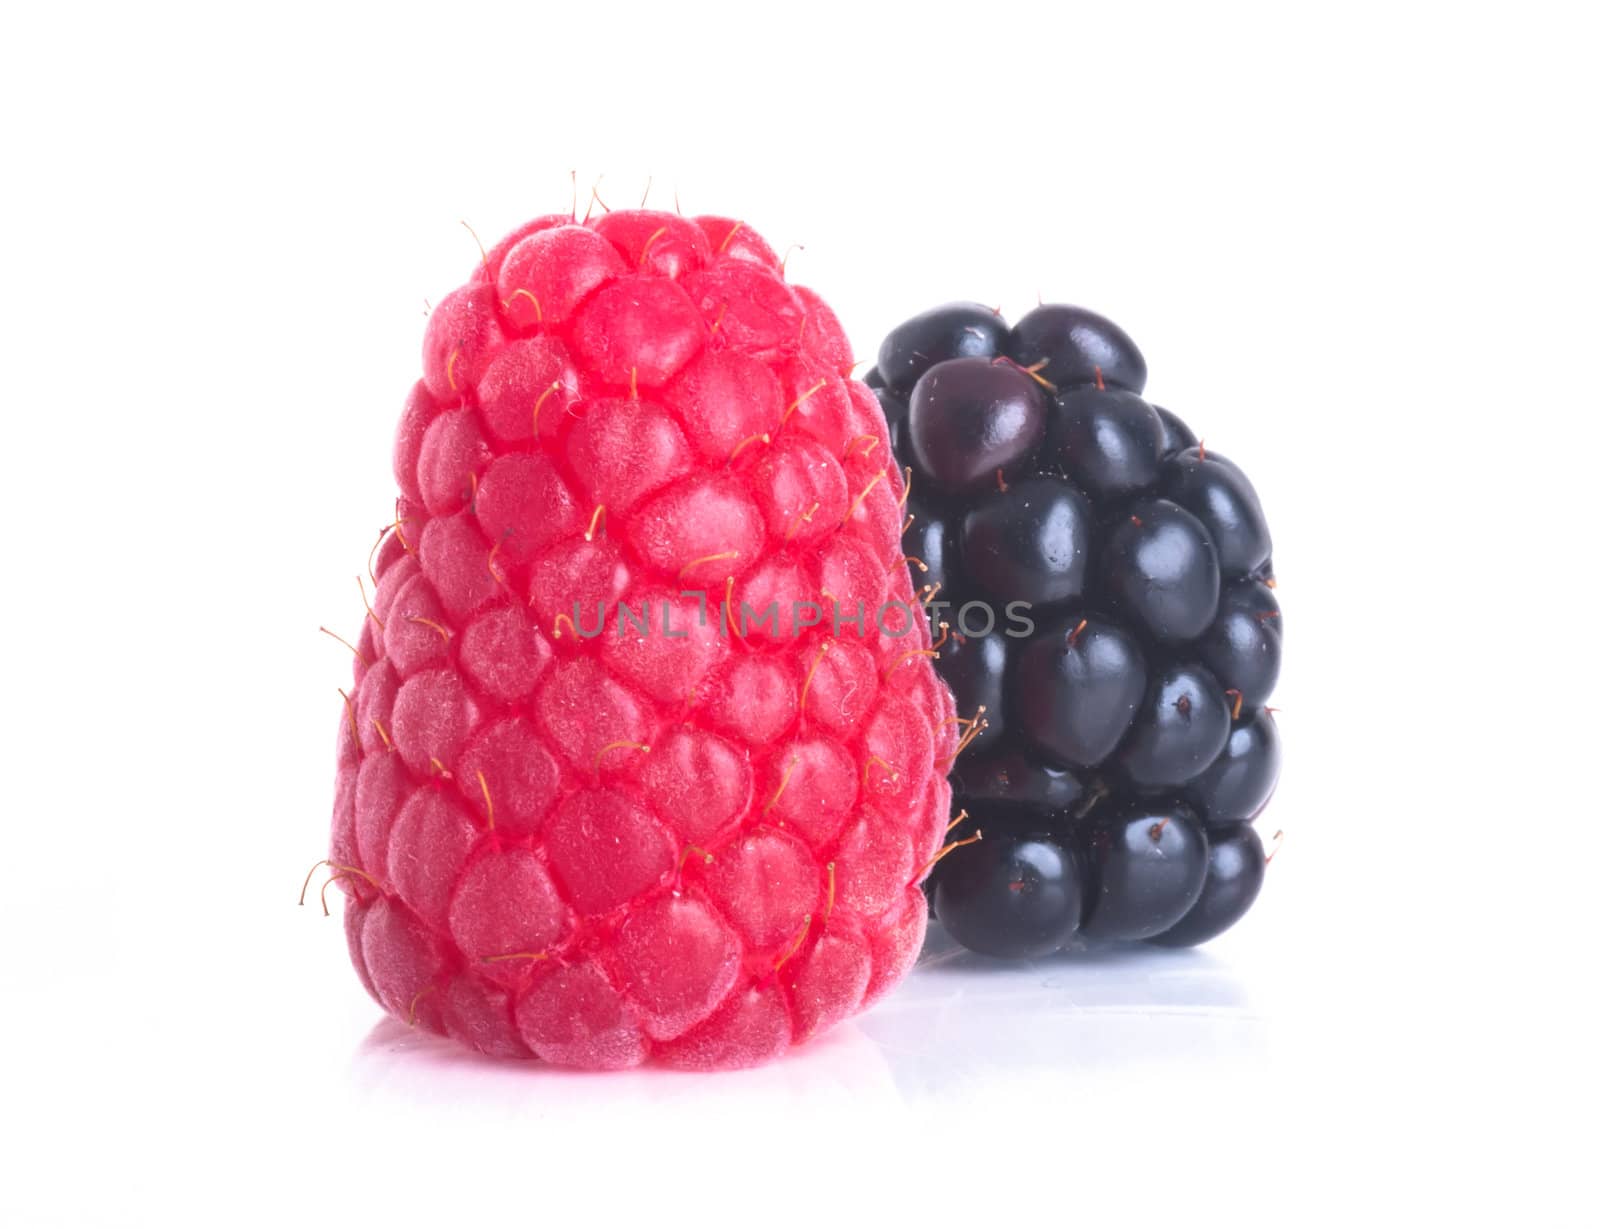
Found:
870,303 -> 1280,957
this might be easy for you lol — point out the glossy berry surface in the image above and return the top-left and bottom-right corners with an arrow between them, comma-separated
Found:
1081,805 -> 1209,940
1006,304 -> 1148,393
933,828 -> 1084,959
872,302 -> 1281,955
1147,824 -> 1266,947
1048,386 -> 1166,499
876,301 -> 1009,393
324,211 -> 956,1069
908,357 -> 1047,492
960,475 -> 1093,606
1103,499 -> 1221,642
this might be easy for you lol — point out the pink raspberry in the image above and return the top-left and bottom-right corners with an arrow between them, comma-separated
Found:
324,208 -> 956,1070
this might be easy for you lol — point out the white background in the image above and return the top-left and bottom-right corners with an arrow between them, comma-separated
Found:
3,2 -> 1596,1224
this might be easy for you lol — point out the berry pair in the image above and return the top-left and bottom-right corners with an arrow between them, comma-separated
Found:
868,303 -> 1280,958
323,209 -> 1285,1071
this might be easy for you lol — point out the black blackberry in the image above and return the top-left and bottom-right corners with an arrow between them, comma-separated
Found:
871,303 -> 1280,957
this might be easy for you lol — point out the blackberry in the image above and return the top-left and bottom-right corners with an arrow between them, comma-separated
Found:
873,303 -> 1280,957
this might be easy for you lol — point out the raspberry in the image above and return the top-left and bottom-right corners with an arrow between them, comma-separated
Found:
870,303 -> 1280,957
323,210 -> 954,1069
